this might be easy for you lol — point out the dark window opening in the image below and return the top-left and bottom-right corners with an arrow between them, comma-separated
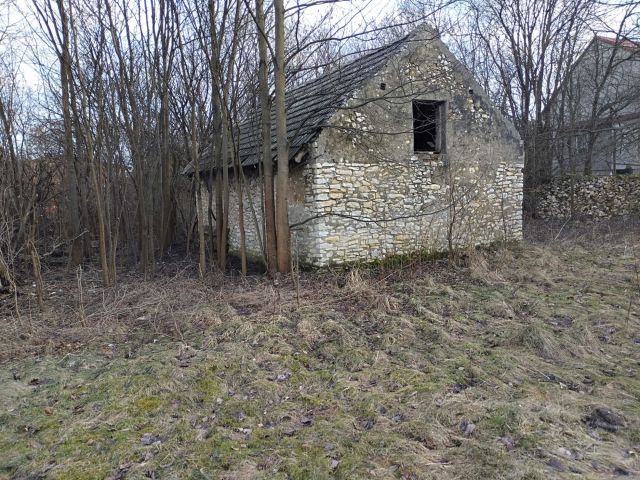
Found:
413,100 -> 446,153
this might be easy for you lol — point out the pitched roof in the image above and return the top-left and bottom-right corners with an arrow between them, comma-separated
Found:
544,34 -> 640,114
183,32 -> 413,175
595,35 -> 640,52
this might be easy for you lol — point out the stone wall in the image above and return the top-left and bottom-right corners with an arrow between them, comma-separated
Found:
294,28 -> 524,266
201,156 -> 523,267
300,157 -> 522,266
537,174 -> 640,219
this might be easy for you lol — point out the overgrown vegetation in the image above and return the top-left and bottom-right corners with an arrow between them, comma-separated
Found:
1,219 -> 639,479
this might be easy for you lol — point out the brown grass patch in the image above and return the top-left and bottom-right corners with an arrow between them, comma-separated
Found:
0,218 -> 639,479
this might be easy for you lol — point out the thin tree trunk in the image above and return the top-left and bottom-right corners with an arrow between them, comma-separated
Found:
213,105 -> 226,269
222,123 -> 231,269
274,0 -> 290,273
192,108 -> 206,278
208,0 -> 228,271
256,0 -> 277,274
58,0 -> 83,270
232,135 -> 247,275
28,213 -> 44,312
69,5 -> 113,286
104,0 -> 154,275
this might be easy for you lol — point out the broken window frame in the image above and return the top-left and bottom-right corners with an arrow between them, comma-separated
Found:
412,100 -> 447,154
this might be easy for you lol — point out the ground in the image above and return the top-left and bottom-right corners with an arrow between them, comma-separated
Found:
1,219 -> 639,480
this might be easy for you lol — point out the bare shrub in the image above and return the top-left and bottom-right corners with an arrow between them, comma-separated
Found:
467,249 -> 506,284
344,268 -> 400,313
510,323 -> 562,360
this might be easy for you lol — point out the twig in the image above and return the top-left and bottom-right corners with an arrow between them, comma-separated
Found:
553,217 -> 571,241
77,266 -> 87,327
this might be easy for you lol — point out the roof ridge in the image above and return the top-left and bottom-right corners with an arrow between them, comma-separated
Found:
286,33 -> 411,98
184,29 -> 425,174
594,35 -> 640,51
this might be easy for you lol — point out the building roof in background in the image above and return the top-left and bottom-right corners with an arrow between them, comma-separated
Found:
595,35 -> 640,52
544,34 -> 640,114
183,30 -> 421,175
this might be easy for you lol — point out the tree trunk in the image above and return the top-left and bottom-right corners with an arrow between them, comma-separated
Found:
233,138 -> 248,275
256,0 -> 277,274
192,108 -> 207,278
274,0 -> 290,273
58,0 -> 83,270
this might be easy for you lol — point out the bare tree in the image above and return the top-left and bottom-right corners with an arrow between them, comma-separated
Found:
255,0 -> 277,274
273,0 -> 290,273
33,0 -> 85,269
400,0 -> 596,202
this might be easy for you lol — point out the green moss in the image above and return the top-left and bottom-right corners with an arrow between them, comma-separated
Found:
49,464 -> 112,480
195,376 -> 220,401
388,367 -> 429,387
483,405 -> 519,435
133,396 -> 162,411
301,248 -> 449,272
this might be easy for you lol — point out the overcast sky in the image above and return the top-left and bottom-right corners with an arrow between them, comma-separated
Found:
3,0 -> 400,90
2,0 -> 636,92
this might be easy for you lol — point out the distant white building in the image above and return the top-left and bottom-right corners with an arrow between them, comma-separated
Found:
545,35 -> 640,176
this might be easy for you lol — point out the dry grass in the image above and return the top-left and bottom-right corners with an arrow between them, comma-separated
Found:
1,218 -> 639,479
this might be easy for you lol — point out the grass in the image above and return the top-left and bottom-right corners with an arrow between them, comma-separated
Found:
1,218 -> 639,479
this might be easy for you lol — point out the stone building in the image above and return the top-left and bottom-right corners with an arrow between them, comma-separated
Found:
545,35 -> 640,176
185,27 -> 524,267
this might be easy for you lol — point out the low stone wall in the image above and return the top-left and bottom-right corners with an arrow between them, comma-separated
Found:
302,157 -> 523,266
199,156 -> 523,267
537,175 -> 640,219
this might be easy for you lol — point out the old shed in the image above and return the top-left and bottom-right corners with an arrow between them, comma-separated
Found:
185,26 -> 524,266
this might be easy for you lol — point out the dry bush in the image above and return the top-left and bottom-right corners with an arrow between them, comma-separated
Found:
467,248 -> 506,284
482,299 -> 516,319
0,263 -> 224,361
343,268 -> 400,313
3,216 -> 639,368
509,323 -> 561,359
